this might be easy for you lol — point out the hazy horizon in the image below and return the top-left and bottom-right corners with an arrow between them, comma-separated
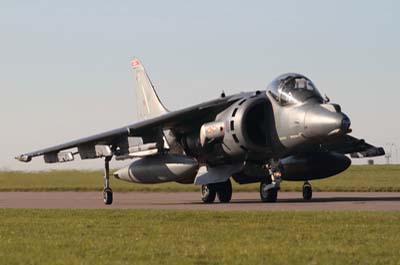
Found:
1,1 -> 399,171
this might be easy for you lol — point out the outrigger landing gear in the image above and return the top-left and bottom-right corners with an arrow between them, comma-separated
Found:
302,181 -> 312,200
103,156 -> 113,205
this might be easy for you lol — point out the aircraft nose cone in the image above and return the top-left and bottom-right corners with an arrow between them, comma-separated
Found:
304,105 -> 351,138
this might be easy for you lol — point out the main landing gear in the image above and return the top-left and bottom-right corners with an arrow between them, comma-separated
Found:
201,179 -> 232,203
103,156 -> 113,205
302,181 -> 312,200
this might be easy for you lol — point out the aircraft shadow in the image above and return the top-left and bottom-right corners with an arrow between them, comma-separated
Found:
183,196 -> 400,205
233,196 -> 400,204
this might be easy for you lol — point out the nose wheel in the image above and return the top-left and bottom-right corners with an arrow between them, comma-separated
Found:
260,182 -> 278,202
103,156 -> 113,205
259,164 -> 281,203
302,181 -> 312,200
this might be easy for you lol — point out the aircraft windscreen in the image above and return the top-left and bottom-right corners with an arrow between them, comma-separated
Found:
268,74 -> 323,106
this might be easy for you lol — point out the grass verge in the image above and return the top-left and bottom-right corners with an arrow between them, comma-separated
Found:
1,165 -> 400,192
1,209 -> 400,265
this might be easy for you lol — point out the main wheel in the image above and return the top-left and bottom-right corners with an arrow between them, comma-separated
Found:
303,183 -> 312,200
216,179 -> 232,203
201,184 -> 216,203
260,182 -> 278,202
103,188 -> 113,205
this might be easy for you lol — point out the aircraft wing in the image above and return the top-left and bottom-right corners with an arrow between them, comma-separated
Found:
16,95 -> 241,163
323,135 -> 385,158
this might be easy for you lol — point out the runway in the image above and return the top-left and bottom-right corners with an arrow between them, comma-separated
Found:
1,192 -> 400,211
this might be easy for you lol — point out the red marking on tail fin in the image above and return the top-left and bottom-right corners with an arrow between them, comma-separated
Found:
131,59 -> 140,68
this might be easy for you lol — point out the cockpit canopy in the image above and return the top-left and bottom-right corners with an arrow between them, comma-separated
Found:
267,73 -> 323,106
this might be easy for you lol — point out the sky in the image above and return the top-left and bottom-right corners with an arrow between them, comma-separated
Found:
0,0 -> 399,170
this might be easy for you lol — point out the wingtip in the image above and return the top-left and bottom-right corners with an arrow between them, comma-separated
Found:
15,154 -> 32,163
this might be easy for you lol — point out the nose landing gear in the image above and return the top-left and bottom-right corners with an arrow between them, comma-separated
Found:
260,181 -> 278,202
302,181 -> 312,200
260,165 -> 281,203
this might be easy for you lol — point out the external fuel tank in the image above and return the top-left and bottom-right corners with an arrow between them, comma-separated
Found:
113,154 -> 199,184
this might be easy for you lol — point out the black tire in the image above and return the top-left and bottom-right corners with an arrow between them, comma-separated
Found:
201,184 -> 216,203
260,182 -> 278,203
103,188 -> 113,205
216,179 -> 232,203
303,184 -> 312,200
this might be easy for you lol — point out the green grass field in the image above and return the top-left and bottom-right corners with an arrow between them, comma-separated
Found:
1,165 -> 400,192
1,209 -> 399,265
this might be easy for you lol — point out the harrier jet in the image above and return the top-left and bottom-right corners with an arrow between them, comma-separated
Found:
16,58 -> 385,204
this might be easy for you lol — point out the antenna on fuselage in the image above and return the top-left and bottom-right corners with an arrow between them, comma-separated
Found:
324,94 -> 330,103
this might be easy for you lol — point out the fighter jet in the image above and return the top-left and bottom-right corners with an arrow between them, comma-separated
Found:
16,58 -> 385,204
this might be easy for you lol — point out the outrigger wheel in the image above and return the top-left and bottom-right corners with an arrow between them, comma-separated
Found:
302,181 -> 312,200
103,188 -> 113,205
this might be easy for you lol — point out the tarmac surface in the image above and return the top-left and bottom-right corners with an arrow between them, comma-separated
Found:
1,192 -> 400,211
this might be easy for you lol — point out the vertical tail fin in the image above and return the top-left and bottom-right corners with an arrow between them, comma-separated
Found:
131,58 -> 168,121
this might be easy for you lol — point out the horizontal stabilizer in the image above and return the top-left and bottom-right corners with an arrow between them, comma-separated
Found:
350,147 -> 385,158
323,135 -> 385,158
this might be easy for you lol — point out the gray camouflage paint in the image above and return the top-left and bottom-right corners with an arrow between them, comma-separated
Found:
16,59 -> 384,185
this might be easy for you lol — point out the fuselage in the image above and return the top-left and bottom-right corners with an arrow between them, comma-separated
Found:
175,73 -> 353,182
181,91 -> 351,163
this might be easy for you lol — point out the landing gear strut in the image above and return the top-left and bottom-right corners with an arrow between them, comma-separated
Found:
103,156 -> 113,205
200,179 -> 232,204
260,164 -> 281,203
302,181 -> 312,200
